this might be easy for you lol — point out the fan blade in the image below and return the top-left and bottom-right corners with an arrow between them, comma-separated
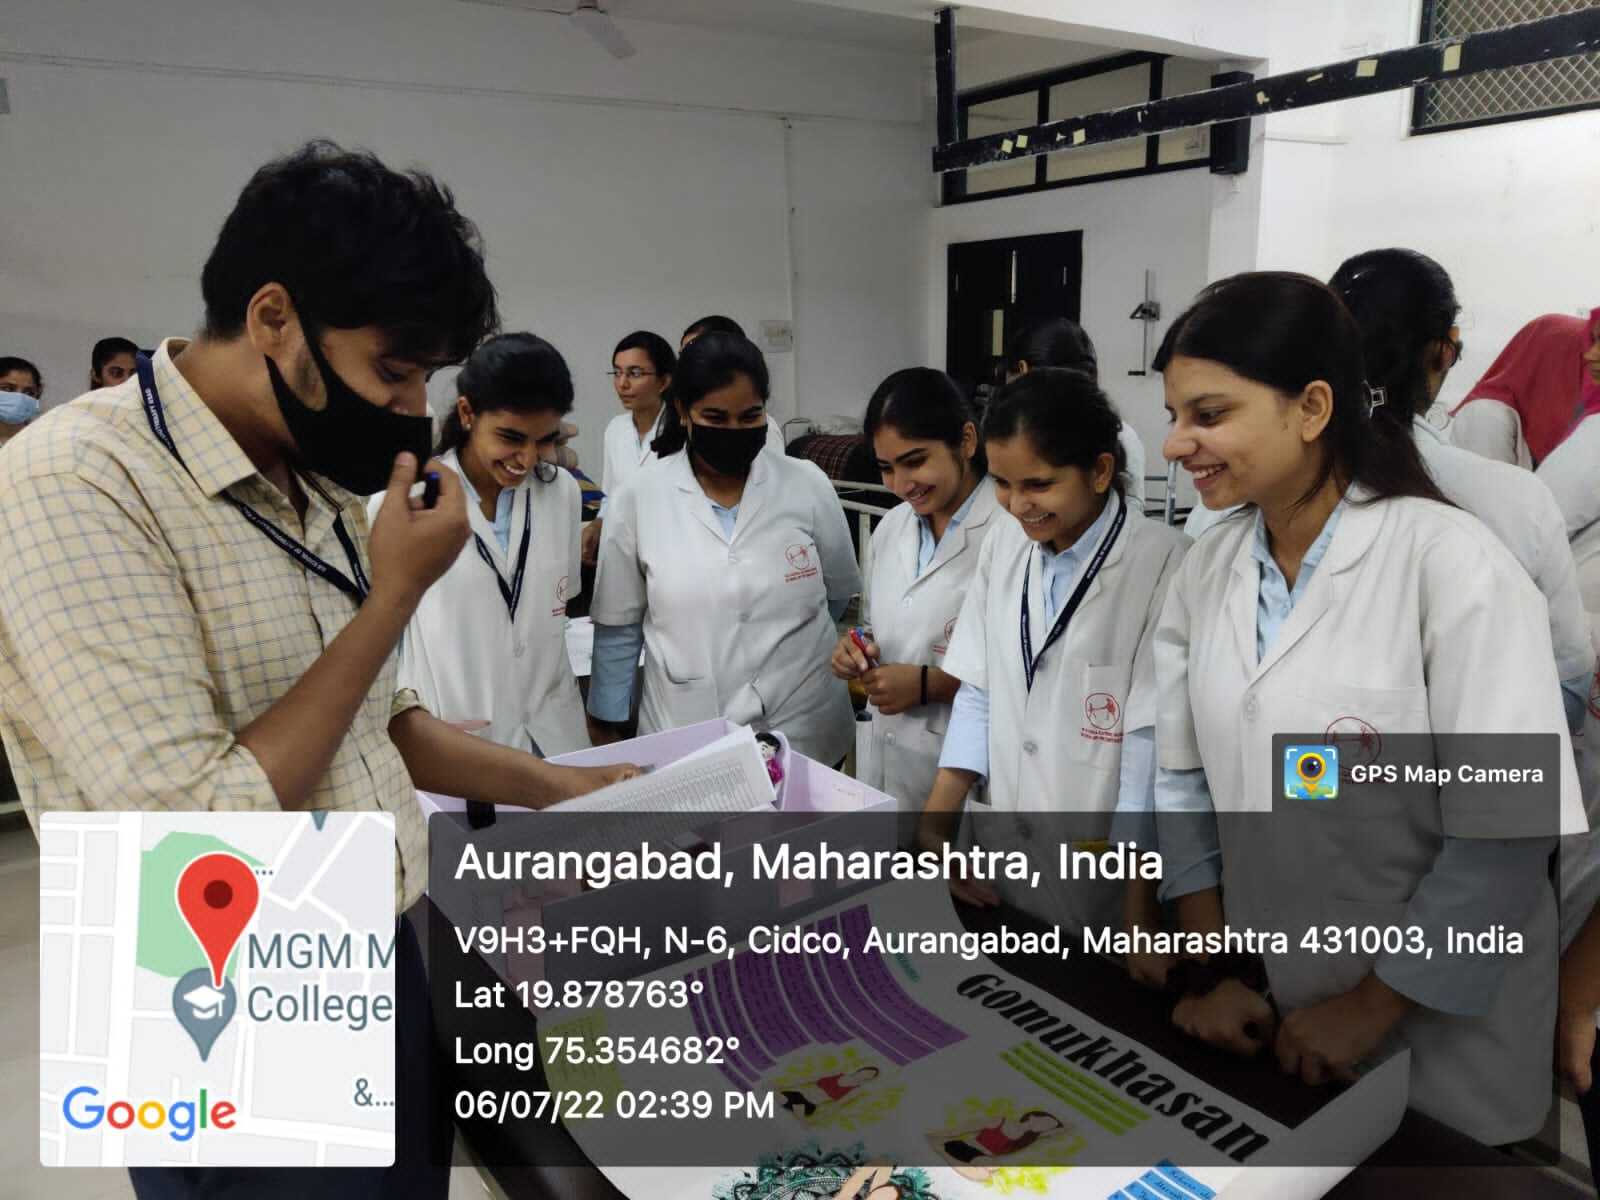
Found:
570,4 -> 636,59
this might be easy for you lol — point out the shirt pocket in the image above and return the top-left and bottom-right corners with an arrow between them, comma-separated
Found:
1068,663 -> 1132,766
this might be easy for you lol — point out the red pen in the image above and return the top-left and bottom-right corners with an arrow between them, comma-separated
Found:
849,626 -> 879,668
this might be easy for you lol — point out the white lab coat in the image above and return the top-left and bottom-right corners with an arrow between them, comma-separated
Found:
1538,413 -> 1600,610
600,410 -> 786,516
1538,413 -> 1600,919
1183,419 -> 1595,685
1183,499 -> 1241,541
591,449 -> 860,764
1413,417 -> 1595,684
857,477 -> 1002,811
374,450 -> 589,756
1155,490 -> 1585,1144
1449,398 -> 1533,469
943,491 -> 1189,931
598,408 -> 666,516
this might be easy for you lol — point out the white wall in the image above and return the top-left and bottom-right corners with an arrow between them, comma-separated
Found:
0,0 -> 931,468
926,166 -> 1215,497
1253,0 -> 1600,416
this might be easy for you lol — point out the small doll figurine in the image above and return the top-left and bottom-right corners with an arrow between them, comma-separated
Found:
755,732 -> 784,787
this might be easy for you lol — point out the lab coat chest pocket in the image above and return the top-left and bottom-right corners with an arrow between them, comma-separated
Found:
1284,681 -> 1434,909
1069,664 -> 1131,766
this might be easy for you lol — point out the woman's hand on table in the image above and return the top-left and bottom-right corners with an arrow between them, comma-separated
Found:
1173,978 -> 1276,1057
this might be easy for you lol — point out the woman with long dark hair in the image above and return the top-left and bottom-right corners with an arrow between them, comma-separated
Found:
831,368 -> 998,810
1152,271 -> 1581,1146
372,332 -> 589,755
587,333 -> 859,762
1005,316 -> 1147,510
918,367 -> 1188,936
1329,248 -> 1593,718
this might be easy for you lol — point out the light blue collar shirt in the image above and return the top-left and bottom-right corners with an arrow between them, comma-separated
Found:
938,488 -> 1123,781
915,481 -> 984,577
457,470 -> 519,555
710,501 -> 739,539
1033,487 -> 1122,627
1249,497 -> 1345,663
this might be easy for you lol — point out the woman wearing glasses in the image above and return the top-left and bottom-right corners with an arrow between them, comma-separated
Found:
583,330 -> 678,565
372,333 -> 591,755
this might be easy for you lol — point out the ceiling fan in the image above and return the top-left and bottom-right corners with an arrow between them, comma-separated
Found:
460,0 -> 637,59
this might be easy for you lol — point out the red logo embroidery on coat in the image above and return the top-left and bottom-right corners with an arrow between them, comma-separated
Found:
784,543 -> 819,583
1325,716 -> 1382,780
931,616 -> 958,657
552,574 -> 570,615
1080,692 -> 1124,743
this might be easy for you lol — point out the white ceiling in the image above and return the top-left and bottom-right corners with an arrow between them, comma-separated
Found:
458,0 -> 1169,82
461,0 -> 944,54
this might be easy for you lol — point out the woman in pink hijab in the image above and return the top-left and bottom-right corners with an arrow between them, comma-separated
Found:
1449,308 -> 1600,468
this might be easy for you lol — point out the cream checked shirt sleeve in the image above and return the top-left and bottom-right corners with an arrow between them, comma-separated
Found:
0,340 -> 429,911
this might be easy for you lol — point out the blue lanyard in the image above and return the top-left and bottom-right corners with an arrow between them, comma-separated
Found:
136,353 -> 370,604
471,496 -> 532,622
1019,496 -> 1125,693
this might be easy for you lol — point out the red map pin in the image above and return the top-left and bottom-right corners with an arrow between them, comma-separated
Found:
176,853 -> 260,988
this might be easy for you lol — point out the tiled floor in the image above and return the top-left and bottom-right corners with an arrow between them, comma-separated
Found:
0,818 -> 493,1200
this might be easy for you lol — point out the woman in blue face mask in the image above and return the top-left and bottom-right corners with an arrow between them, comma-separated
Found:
587,333 -> 862,763
0,357 -> 43,447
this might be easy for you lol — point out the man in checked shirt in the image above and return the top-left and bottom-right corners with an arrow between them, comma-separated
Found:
0,141 -> 640,1198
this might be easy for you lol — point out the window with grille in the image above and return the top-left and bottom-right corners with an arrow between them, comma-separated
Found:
1413,0 -> 1600,133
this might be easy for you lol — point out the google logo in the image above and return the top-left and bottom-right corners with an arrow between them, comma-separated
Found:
62,1086 -> 235,1142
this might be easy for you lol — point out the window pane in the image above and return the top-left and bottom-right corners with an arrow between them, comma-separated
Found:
963,92 -> 1041,194
1045,65 -> 1151,182
1157,57 -> 1217,165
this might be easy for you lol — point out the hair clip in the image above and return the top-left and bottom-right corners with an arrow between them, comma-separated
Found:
1365,384 -> 1388,416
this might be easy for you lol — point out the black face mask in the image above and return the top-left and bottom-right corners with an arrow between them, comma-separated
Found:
266,331 -> 433,495
689,421 -> 766,477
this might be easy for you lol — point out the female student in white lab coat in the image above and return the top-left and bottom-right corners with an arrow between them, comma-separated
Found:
1004,317 -> 1147,511
587,333 -> 860,763
919,367 -> 1188,933
680,314 -> 786,454
374,333 -> 589,756
830,368 -> 1000,811
1153,272 -> 1583,1147
581,331 -> 676,566
1329,250 -> 1596,728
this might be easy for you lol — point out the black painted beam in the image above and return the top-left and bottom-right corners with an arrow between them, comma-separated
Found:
932,6 -> 1600,173
935,7 -> 958,148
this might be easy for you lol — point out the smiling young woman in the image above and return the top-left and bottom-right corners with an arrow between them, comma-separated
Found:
918,366 -> 1189,935
371,332 -> 592,757
1151,271 -> 1583,1146
831,368 -> 996,812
